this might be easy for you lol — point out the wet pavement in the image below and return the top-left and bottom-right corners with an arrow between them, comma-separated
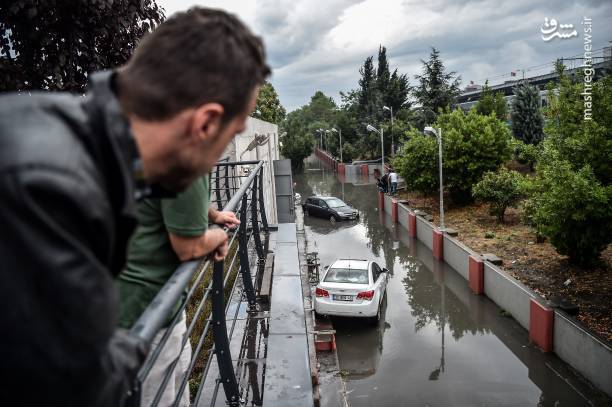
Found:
295,156 -> 611,407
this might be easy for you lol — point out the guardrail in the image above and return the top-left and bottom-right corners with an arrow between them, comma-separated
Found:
127,160 -> 270,407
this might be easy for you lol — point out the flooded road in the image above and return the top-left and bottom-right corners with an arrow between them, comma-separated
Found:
294,156 -> 610,407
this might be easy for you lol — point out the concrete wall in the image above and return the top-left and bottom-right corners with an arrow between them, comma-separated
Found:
553,311 -> 612,396
378,190 -> 612,397
223,117 -> 279,224
442,235 -> 471,281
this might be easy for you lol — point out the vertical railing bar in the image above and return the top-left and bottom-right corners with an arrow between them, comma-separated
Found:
257,166 -> 269,233
215,164 -> 222,211
251,173 -> 264,260
238,193 -> 257,308
211,259 -> 241,406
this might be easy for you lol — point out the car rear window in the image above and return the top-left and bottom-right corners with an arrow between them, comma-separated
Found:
324,268 -> 369,284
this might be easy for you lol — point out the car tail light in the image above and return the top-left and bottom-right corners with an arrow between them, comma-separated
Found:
315,287 -> 329,298
356,290 -> 374,300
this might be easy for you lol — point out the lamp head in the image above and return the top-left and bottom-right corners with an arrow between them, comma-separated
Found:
383,106 -> 391,112
280,132 -> 287,137
331,128 -> 338,133
424,126 -> 437,136
366,124 -> 376,132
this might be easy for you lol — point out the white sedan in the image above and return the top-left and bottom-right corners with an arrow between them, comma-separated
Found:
314,259 -> 388,324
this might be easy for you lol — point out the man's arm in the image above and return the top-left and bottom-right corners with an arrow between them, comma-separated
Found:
168,228 -> 229,262
0,168 -> 147,407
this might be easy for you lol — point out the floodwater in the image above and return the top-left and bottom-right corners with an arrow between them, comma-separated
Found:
294,156 -> 611,407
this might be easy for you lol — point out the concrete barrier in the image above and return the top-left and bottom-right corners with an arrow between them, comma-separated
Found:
483,262 -> 533,330
432,230 -> 444,260
415,216 -> 433,251
443,235 -> 471,281
529,299 -> 553,352
468,255 -> 484,295
391,200 -> 398,224
397,203 -> 409,229
553,311 -> 612,396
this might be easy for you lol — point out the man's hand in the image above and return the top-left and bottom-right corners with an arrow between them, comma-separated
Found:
203,228 -> 229,261
210,209 -> 241,229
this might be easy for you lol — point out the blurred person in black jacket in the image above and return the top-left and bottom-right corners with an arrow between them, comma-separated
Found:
0,7 -> 269,407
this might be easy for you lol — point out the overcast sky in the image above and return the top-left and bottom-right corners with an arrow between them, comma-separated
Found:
158,0 -> 612,111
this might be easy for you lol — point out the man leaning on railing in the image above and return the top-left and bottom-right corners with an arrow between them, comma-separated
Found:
117,173 -> 240,406
0,7 -> 270,407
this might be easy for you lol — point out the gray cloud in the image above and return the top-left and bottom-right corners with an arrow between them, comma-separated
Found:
159,0 -> 612,111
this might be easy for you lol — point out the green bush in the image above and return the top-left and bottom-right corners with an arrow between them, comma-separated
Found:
393,132 -> 439,195
513,141 -> 539,171
524,160 -> 612,267
395,109 -> 512,203
473,168 -> 524,223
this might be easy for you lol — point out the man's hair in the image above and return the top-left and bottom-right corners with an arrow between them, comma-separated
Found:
117,7 -> 270,121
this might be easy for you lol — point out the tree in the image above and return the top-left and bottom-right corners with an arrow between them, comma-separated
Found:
472,168 -> 524,223
524,68 -> 612,266
252,81 -> 286,124
394,109 -> 512,203
1,0 -> 164,92
511,81 -> 544,144
358,55 -> 377,120
280,108 -> 315,169
413,47 -> 461,126
376,45 -> 390,96
475,80 -> 507,121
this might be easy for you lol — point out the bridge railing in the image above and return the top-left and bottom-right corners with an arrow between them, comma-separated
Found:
128,160 -> 270,407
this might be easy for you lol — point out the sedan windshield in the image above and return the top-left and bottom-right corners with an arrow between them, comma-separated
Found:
324,198 -> 346,208
324,268 -> 369,284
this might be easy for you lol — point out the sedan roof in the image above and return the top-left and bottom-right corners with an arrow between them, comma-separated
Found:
331,259 -> 369,270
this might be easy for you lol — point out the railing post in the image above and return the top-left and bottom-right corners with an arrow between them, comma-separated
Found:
215,165 -> 222,211
224,164 -> 231,205
251,173 -> 265,261
257,166 -> 269,233
211,260 -> 240,406
239,193 -> 257,308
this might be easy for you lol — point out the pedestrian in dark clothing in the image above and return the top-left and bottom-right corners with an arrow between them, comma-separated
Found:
0,7 -> 269,407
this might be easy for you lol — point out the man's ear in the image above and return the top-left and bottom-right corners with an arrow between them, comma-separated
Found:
190,103 -> 224,143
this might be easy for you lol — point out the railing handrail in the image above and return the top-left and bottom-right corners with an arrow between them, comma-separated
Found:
130,160 -> 265,345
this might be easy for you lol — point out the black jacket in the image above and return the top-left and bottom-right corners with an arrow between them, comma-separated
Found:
0,72 -> 147,406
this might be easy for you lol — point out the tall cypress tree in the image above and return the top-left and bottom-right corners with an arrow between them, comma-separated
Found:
413,47 -> 461,125
376,45 -> 390,96
511,81 -> 544,144
358,55 -> 376,119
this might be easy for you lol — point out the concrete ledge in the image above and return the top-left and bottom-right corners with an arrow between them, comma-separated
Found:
443,235 -> 472,280
416,215 -> 434,250
483,262 -> 533,330
391,199 -> 398,224
383,193 -> 393,215
398,203 -> 410,229
554,311 -> 612,396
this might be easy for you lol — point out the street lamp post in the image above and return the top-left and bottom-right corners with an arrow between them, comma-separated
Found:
424,126 -> 444,231
366,124 -> 384,172
331,128 -> 342,162
318,128 -> 326,152
315,129 -> 323,150
383,106 -> 394,156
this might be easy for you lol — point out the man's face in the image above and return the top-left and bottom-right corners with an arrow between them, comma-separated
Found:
159,87 -> 259,192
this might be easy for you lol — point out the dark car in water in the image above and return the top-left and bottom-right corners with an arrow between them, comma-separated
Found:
303,196 -> 359,222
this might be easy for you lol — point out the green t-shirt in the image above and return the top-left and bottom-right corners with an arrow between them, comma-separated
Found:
117,176 -> 211,329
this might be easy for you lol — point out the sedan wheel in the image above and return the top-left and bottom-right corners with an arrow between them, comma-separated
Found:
304,209 -> 309,216
329,215 -> 337,223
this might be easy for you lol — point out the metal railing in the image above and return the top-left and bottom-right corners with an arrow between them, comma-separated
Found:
128,160 -> 270,407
